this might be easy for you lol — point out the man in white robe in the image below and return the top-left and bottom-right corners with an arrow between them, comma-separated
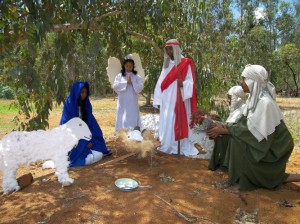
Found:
153,39 -> 198,156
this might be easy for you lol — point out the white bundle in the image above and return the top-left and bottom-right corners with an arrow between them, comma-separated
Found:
141,114 -> 160,138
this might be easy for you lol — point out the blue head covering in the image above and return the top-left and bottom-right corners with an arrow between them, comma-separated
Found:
60,82 -> 91,125
60,81 -> 110,166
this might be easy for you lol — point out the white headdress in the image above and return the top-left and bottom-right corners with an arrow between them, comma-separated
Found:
241,64 -> 276,114
241,64 -> 283,141
226,86 -> 246,123
106,53 -> 145,87
163,39 -> 182,68
228,86 -> 246,112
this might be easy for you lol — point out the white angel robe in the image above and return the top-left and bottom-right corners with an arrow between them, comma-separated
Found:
153,60 -> 199,156
113,72 -> 144,130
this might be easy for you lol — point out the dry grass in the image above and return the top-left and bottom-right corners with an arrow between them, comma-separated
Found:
277,97 -> 300,109
0,97 -> 300,147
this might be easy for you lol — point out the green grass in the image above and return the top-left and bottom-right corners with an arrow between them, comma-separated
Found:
0,99 -> 18,114
0,99 -> 19,136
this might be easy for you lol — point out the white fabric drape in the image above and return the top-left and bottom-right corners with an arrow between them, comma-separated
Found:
241,65 -> 283,142
226,86 -> 246,123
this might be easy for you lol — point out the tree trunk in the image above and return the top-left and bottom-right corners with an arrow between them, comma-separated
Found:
145,91 -> 151,106
286,61 -> 299,97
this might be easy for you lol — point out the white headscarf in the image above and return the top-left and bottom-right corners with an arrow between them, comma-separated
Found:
241,64 -> 276,114
163,39 -> 182,68
241,64 -> 283,141
226,86 -> 246,123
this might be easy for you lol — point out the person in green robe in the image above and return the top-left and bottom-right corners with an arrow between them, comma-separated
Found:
207,64 -> 300,192
208,86 -> 246,175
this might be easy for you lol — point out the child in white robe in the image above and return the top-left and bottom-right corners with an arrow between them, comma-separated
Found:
113,59 -> 144,131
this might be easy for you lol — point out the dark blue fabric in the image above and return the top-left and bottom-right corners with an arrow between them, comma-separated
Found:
60,81 -> 110,167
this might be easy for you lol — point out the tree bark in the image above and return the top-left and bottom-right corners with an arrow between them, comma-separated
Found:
286,61 -> 299,97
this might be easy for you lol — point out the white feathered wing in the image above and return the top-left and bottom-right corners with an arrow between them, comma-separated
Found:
128,53 -> 145,82
107,57 -> 122,87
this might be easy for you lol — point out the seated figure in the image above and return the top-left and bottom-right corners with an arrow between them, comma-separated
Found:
60,81 -> 111,167
207,65 -> 300,192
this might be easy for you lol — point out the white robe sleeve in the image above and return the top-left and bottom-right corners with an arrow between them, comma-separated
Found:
113,73 -> 127,93
131,74 -> 144,94
181,65 -> 194,101
153,68 -> 165,107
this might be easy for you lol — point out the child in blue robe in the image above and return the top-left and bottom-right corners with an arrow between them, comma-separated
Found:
60,81 -> 111,166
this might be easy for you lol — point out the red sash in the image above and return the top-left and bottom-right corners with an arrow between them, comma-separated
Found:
160,58 -> 197,140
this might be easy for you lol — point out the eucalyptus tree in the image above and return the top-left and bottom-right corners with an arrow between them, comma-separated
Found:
194,0 -> 238,115
272,1 -> 300,95
1,0 -> 207,130
273,44 -> 300,96
276,1 -> 298,47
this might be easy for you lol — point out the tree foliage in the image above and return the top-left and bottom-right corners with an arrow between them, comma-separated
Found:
0,0 -> 299,129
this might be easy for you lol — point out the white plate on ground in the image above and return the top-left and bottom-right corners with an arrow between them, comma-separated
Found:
115,178 -> 139,191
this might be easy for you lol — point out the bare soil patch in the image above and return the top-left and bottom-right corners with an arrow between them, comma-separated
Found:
0,97 -> 300,224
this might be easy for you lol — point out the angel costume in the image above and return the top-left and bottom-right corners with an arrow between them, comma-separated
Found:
113,59 -> 144,130
153,39 -> 198,156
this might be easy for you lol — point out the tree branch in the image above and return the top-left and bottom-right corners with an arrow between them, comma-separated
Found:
3,23 -> 163,58
52,23 -> 108,32
126,30 -> 164,58
96,10 -> 128,20
285,61 -> 299,96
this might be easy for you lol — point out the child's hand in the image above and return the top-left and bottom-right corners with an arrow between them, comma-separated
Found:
127,73 -> 132,84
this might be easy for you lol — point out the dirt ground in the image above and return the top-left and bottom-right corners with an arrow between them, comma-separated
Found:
0,97 -> 300,224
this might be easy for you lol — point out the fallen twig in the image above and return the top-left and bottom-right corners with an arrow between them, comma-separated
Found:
99,152 -> 136,167
64,192 -> 86,204
238,193 -> 248,206
278,199 -> 297,207
36,216 -> 50,224
152,193 -> 217,224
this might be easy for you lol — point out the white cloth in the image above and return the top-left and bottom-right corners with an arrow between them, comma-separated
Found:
189,128 -> 215,159
247,95 -> 283,141
226,104 -> 246,124
43,150 -> 104,167
141,114 -> 160,138
226,86 -> 246,123
163,39 -> 182,68
241,64 -> 283,141
113,72 -> 144,130
42,160 -> 55,169
85,150 -> 103,165
128,130 -> 144,142
153,59 -> 198,156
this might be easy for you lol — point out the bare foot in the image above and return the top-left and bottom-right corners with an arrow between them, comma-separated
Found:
214,169 -> 225,176
225,184 -> 239,193
283,174 -> 300,183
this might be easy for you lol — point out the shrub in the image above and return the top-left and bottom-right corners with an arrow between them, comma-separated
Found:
0,86 -> 15,99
